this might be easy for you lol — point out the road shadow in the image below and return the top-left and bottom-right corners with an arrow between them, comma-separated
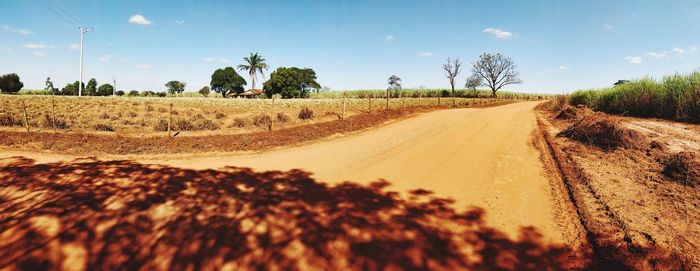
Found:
0,157 -> 589,270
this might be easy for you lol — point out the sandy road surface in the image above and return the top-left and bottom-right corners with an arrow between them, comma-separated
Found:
1,101 -> 571,243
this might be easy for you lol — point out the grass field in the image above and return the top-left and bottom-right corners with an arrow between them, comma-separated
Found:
0,95 -> 509,135
570,71 -> 700,123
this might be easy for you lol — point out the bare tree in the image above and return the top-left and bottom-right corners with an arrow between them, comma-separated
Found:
443,58 -> 461,102
471,53 -> 521,98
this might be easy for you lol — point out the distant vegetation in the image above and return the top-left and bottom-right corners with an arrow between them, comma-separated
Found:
309,89 -> 547,100
570,71 -> 700,123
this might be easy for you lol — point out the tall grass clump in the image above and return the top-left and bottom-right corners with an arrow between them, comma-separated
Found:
570,71 -> 700,123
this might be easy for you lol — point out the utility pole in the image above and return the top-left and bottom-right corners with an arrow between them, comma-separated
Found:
77,27 -> 93,97
113,77 -> 116,96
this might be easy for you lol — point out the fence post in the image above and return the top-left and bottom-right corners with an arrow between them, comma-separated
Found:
168,103 -> 173,137
368,96 -> 372,113
51,98 -> 56,131
342,91 -> 346,119
438,96 -> 441,106
386,89 -> 389,110
21,100 -> 30,134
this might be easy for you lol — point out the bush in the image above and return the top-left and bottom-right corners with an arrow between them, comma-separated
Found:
231,117 -> 246,128
127,90 -> 139,97
94,123 -> 114,132
116,90 -> 125,96
252,114 -> 271,127
43,114 -> 69,129
215,112 -> 226,119
298,107 -> 314,120
661,152 -> 700,186
154,119 -> 169,131
276,112 -> 290,122
174,116 -> 220,131
99,112 -> 110,119
0,113 -> 20,126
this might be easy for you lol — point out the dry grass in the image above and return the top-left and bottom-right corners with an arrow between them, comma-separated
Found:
0,95 -> 507,134
661,152 -> 700,186
557,113 -> 649,150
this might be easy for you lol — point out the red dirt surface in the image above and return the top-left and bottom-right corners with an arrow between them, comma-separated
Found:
537,104 -> 700,270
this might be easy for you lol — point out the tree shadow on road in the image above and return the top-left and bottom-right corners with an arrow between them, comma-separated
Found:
0,157 -> 590,270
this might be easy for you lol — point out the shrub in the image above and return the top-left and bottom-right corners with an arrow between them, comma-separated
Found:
42,114 -> 69,129
99,112 -> 110,119
154,119 -> 169,131
145,105 -> 154,112
276,112 -> 290,123
324,111 -> 341,119
0,113 -> 20,126
215,112 -> 226,119
116,90 -> 125,96
298,107 -> 314,120
231,117 -> 246,128
174,119 -> 195,131
94,123 -> 114,132
252,114 -> 271,127
127,111 -> 138,118
127,90 -> 139,97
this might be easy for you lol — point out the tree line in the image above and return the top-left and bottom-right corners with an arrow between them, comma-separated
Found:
1,52 -> 519,98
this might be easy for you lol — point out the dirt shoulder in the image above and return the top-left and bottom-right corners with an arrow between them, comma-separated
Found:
536,104 -> 700,270
0,101 -> 517,156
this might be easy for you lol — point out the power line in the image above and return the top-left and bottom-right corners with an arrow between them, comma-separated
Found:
36,0 -> 80,27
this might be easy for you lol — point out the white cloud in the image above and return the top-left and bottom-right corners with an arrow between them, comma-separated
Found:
558,66 -> 571,70
22,43 -> 47,49
128,14 -> 152,25
603,24 -> 613,30
672,47 -> 685,54
98,54 -> 113,62
418,52 -> 433,57
174,20 -> 185,25
135,64 -> 152,69
483,28 -> 513,39
202,57 -> 230,63
646,51 -> 668,58
3,24 -> 33,35
69,43 -> 80,50
385,35 -> 394,41
690,46 -> 698,53
624,56 -> 642,64
33,51 -> 47,57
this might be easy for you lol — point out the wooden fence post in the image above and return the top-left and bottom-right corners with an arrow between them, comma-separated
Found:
438,96 -> 441,106
168,103 -> 173,137
51,98 -> 56,131
386,89 -> 389,110
21,100 -> 30,134
342,91 -> 346,119
368,96 -> 372,113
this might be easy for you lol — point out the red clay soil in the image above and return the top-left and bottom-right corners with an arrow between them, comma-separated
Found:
537,104 -> 700,270
0,102 -> 516,156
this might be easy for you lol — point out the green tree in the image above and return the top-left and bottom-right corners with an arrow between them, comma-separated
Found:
97,84 -> 114,96
199,86 -> 211,97
465,75 -> 482,91
85,78 -> 98,96
127,90 -> 139,97
262,67 -> 320,98
210,67 -> 247,97
45,77 -> 56,94
387,75 -> 402,97
116,90 -> 125,96
61,81 -> 83,96
0,73 -> 24,94
165,80 -> 186,94
237,53 -> 268,90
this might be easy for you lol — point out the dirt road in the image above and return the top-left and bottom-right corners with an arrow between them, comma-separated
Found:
1,101 -> 575,244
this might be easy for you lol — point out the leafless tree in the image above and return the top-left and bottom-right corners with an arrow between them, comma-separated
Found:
471,53 -> 521,98
443,58 -> 462,101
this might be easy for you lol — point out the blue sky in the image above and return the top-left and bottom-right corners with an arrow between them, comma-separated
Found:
1,0 -> 700,93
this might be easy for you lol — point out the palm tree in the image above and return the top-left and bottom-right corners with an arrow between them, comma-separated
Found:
237,53 -> 269,91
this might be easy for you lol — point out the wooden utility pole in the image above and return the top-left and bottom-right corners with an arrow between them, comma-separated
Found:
21,100 -> 29,134
168,103 -> 173,137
